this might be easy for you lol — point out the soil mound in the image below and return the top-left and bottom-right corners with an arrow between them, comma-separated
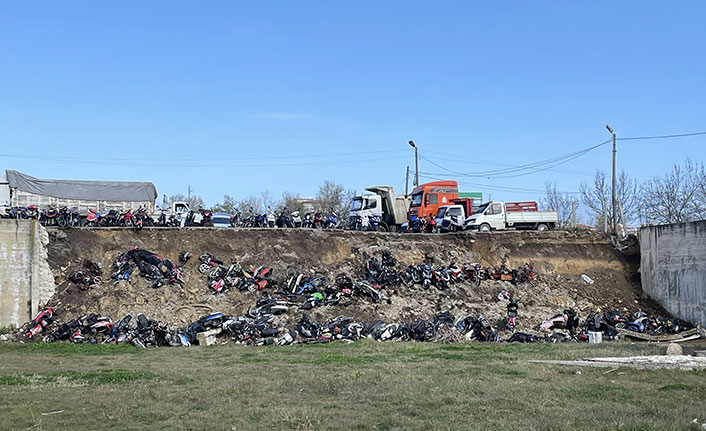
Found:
44,228 -> 659,332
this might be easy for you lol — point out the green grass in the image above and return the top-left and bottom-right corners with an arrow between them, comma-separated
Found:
0,369 -> 153,386
0,341 -> 704,430
0,325 -> 15,335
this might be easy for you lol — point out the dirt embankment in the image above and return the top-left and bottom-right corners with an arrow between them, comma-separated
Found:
44,228 -> 657,332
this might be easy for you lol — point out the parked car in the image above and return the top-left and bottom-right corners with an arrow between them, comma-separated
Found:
212,212 -> 232,228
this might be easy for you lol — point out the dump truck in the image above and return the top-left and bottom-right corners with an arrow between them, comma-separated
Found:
407,180 -> 459,223
349,186 -> 410,232
463,201 -> 557,232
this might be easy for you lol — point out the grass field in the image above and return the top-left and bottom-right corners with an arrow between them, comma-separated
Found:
0,341 -> 704,431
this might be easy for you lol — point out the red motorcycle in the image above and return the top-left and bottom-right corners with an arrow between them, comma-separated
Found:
200,208 -> 213,227
313,211 -> 324,229
26,307 -> 54,339
84,208 -> 99,227
134,207 -> 152,229
26,205 -> 39,220
120,209 -> 135,227
425,216 -> 437,233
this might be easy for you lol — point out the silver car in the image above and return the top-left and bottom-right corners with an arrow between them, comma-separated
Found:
212,212 -> 232,228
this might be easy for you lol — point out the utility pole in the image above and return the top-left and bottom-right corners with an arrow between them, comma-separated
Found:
408,140 -> 419,187
187,185 -> 192,201
571,200 -> 577,228
405,166 -> 410,197
606,124 -> 617,235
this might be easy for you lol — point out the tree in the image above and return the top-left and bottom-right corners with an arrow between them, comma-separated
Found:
260,191 -> 277,211
579,170 -> 639,230
211,195 -> 237,214
315,181 -> 356,222
279,191 -> 305,213
640,158 -> 706,224
541,181 -> 578,227
169,193 -> 205,210
237,196 -> 263,216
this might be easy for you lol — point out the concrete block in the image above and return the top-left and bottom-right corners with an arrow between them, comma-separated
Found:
666,343 -> 683,356
196,328 -> 222,346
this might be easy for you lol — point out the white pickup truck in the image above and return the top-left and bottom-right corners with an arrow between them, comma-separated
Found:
463,201 -> 557,232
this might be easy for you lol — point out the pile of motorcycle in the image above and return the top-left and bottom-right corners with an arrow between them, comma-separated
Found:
400,261 -> 536,290
67,259 -> 103,290
23,302 -> 696,348
577,308 -> 691,340
111,247 -> 184,288
27,307 -> 498,347
198,253 -> 276,294
198,251 -> 391,311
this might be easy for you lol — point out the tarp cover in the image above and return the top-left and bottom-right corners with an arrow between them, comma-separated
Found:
5,170 -> 157,202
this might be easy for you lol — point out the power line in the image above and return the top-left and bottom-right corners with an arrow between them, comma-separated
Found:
416,172 -> 580,195
0,148 -> 408,163
417,139 -> 610,179
421,152 -> 595,177
0,153 -> 409,169
619,131 -> 706,141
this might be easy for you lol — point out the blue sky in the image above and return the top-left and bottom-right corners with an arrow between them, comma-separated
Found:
1,2 -> 704,208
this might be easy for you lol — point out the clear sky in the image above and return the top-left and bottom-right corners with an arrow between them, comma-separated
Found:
1,2 -> 704,209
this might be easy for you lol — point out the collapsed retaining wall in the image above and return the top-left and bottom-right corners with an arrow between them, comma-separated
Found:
0,220 -> 54,328
640,221 -> 706,326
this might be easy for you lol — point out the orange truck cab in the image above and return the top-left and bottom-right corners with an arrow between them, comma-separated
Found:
407,181 -> 459,222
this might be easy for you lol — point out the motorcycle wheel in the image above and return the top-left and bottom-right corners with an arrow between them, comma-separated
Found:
198,263 -> 211,274
125,219 -> 133,227
57,217 -> 67,228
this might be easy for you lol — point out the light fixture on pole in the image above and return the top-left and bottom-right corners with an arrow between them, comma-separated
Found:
408,140 -> 419,187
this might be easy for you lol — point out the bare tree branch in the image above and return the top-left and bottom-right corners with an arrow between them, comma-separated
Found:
541,181 -> 578,227
580,170 -> 639,229
641,158 -> 706,224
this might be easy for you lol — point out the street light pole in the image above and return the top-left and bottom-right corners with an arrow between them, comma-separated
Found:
408,140 -> 419,187
606,124 -> 617,234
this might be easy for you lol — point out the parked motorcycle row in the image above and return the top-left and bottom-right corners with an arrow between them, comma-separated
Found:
1,205 -> 156,228
229,208 -> 342,229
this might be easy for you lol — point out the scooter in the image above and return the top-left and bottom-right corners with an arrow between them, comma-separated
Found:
41,205 -> 60,226
83,208 -> 99,227
291,211 -> 302,228
324,212 -> 338,229
266,208 -> 276,228
302,213 -> 314,228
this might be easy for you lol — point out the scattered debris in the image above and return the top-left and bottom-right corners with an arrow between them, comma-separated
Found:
532,355 -> 706,370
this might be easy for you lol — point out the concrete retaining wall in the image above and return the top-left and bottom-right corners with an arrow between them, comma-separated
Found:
0,220 -> 54,328
640,221 -> 706,326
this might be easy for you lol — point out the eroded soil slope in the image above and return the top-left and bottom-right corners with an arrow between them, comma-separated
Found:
44,228 -> 657,331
